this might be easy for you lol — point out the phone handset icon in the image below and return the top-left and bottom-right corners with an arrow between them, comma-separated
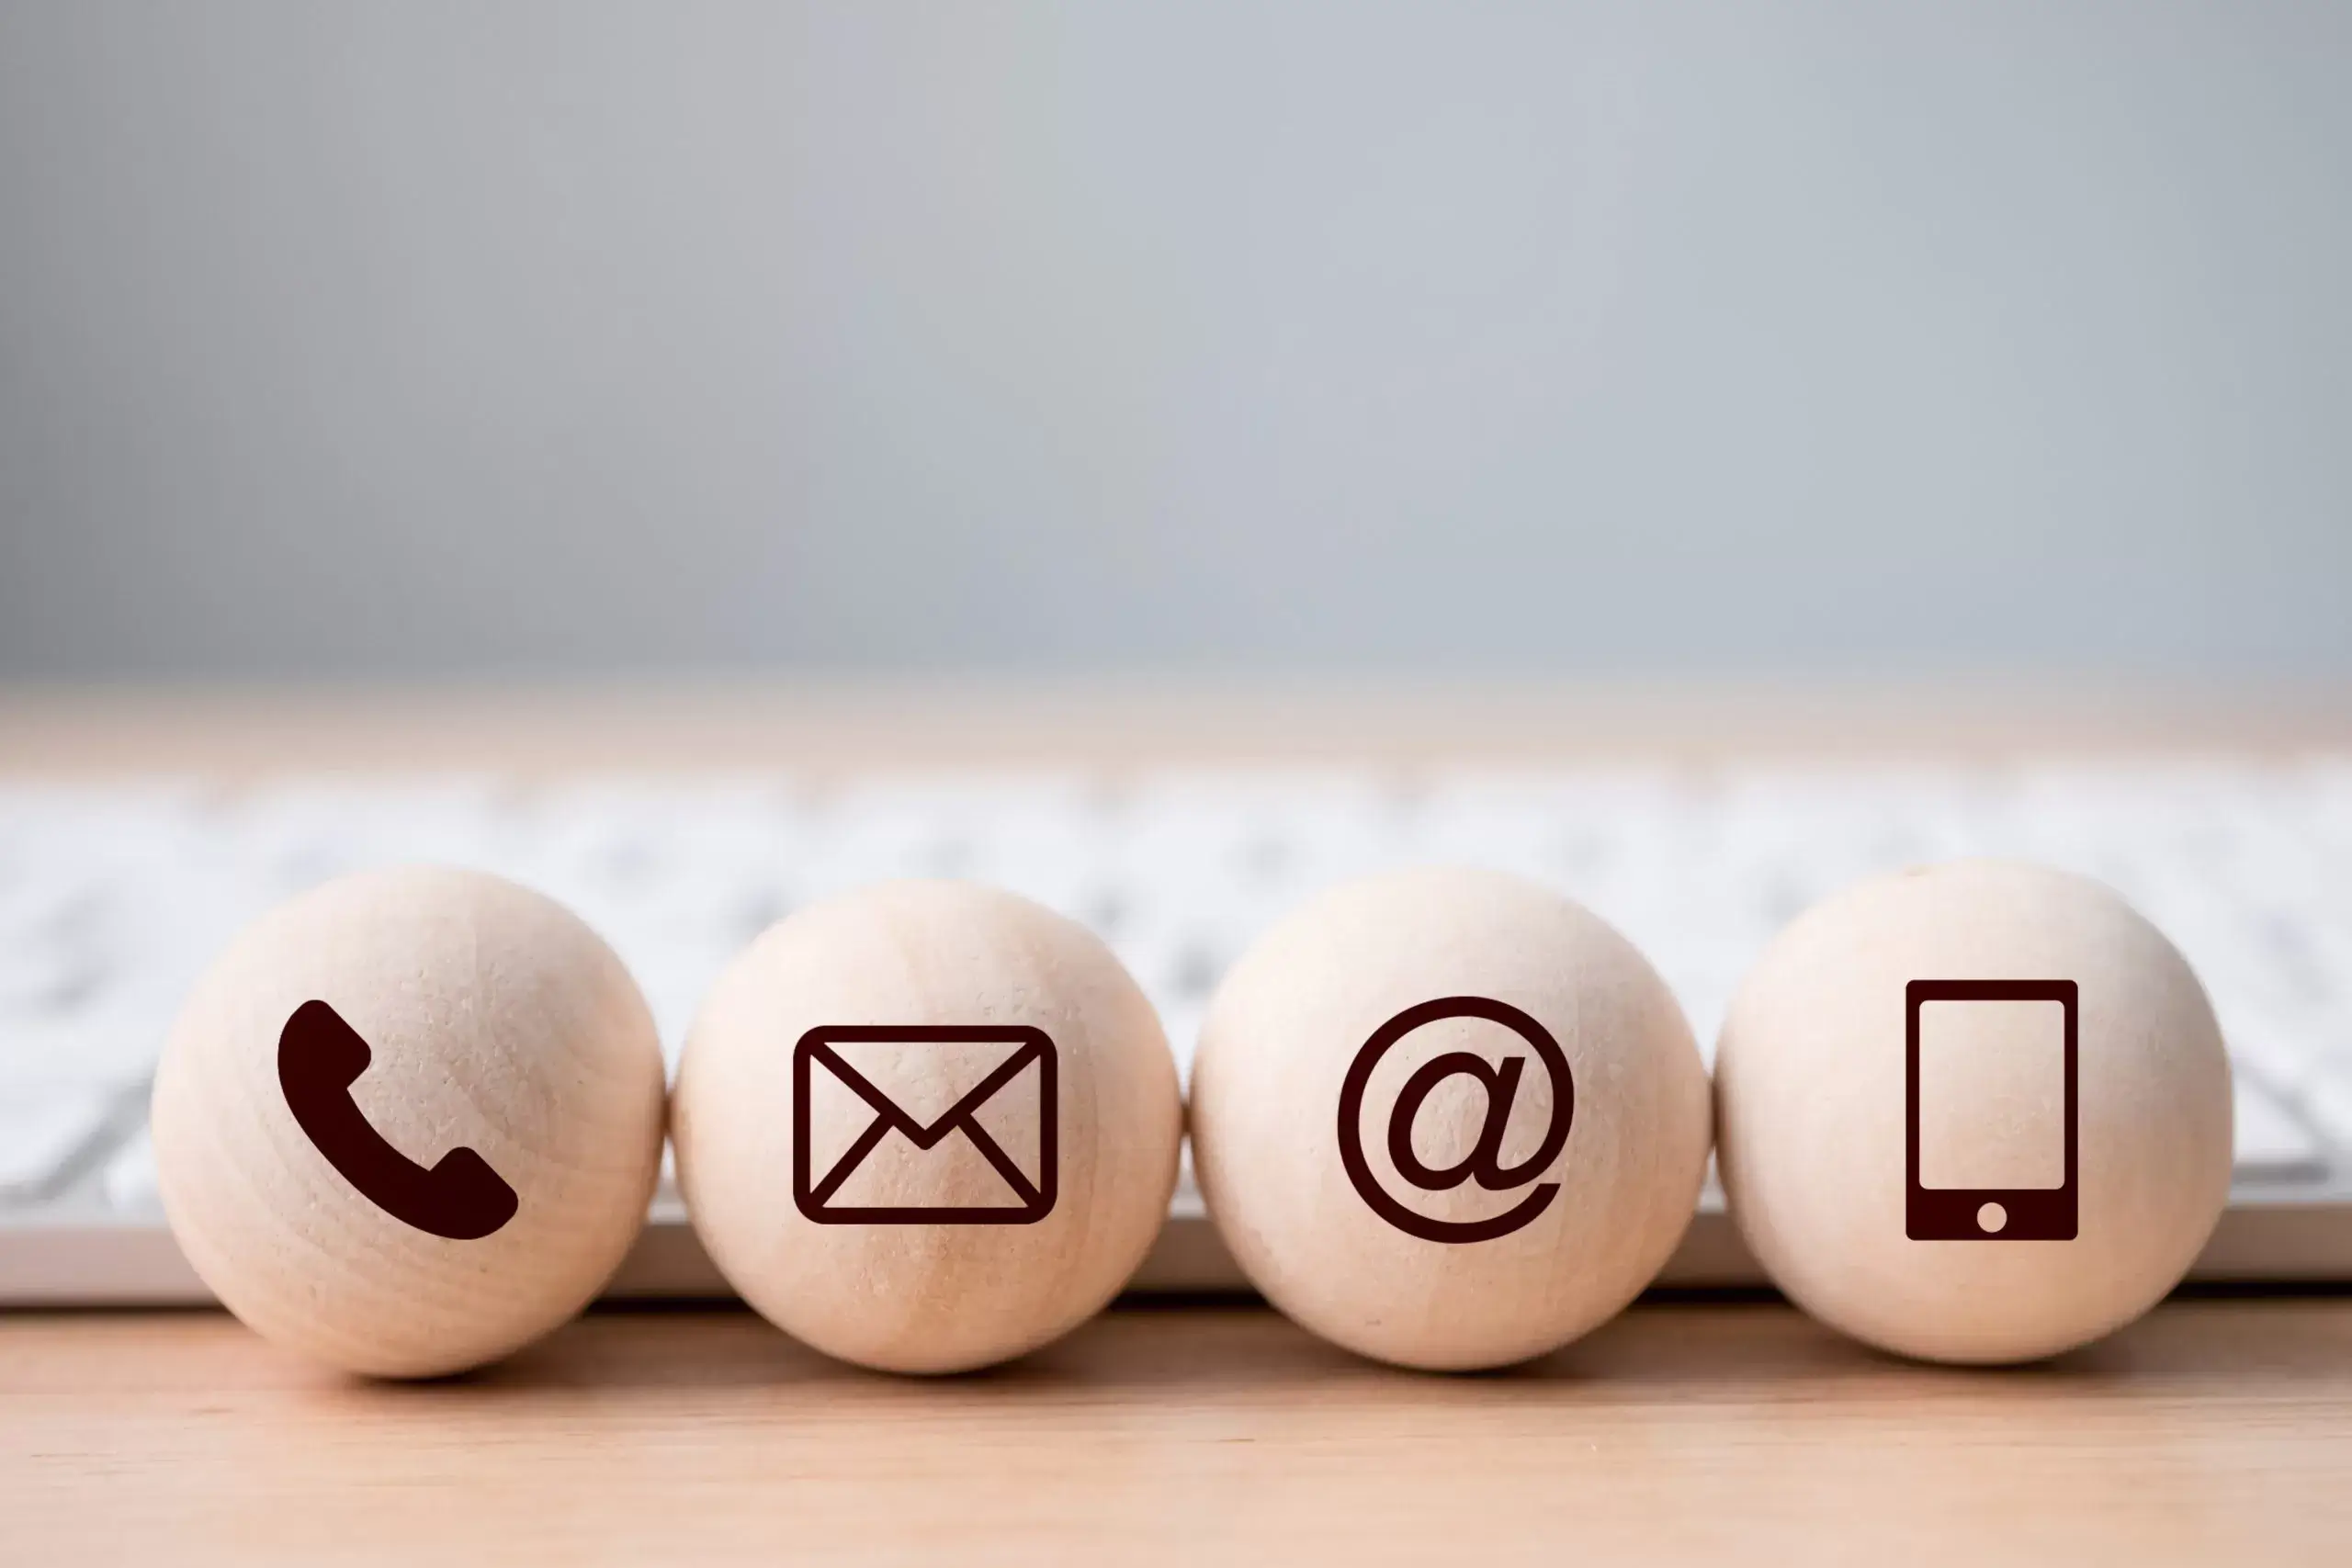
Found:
277,999 -> 519,1240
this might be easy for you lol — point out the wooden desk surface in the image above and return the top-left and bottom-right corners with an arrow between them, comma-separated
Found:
5,682 -> 2351,1562
6,677 -> 2351,773
5,1299 -> 2349,1565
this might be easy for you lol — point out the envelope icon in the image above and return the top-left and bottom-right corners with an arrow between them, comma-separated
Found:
792,1024 -> 1058,1225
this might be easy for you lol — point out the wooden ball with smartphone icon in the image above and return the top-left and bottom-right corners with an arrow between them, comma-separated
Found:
151,866 -> 667,1377
671,880 -> 1183,1374
1713,860 -> 2233,1364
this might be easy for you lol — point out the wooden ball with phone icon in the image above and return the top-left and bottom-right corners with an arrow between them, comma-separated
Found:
151,866 -> 666,1377
1713,860 -> 2233,1364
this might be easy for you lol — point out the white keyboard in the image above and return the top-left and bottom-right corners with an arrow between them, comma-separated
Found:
4,759 -> 2349,1301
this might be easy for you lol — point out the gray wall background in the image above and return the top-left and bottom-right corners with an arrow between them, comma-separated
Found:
2,1 -> 2347,680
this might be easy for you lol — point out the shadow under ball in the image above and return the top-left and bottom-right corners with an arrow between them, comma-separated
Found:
671,880 -> 1182,1374
1190,867 -> 1713,1371
151,866 -> 667,1378
1714,860 -> 2233,1365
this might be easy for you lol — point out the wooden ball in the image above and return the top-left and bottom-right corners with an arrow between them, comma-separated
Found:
1714,860 -> 2232,1364
1190,867 -> 1713,1371
152,866 -> 666,1377
671,880 -> 1182,1374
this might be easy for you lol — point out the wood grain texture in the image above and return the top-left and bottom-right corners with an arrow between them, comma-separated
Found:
152,868 -> 667,1376
1717,862 -> 2234,1363
673,881 -> 1182,1373
3,1300 -> 2348,1565
1193,869 -> 1711,1370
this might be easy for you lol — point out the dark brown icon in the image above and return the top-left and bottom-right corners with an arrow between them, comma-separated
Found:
792,1025 -> 1057,1225
276,999 -> 519,1241
1905,979 -> 2078,1241
1336,996 -> 1575,1244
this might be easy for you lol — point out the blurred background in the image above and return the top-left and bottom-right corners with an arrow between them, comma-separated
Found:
3,0 -> 2347,684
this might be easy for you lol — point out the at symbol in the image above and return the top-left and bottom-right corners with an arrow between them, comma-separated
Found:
1336,996 -> 1575,1245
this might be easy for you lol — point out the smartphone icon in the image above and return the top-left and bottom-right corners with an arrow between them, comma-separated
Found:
1905,979 -> 2077,1241
277,998 -> 519,1240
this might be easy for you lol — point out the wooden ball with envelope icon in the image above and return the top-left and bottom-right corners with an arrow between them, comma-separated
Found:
1190,867 -> 1713,1371
672,880 -> 1183,1373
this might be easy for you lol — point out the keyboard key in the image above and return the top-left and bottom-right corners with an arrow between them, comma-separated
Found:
226,776 -> 509,896
2232,1077 -> 2325,1180
519,776 -> 800,928
2217,998 -> 2329,1097
0,1000 -> 173,1089
627,936 -> 730,1073
2301,1071 -> 2352,1151
1157,1002 -> 1207,1083
0,782 -> 210,885
1115,769 -> 1408,919
0,1088 -> 113,1201
0,938 -> 101,1016
815,773 -> 1105,917
101,1130 -> 159,1213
